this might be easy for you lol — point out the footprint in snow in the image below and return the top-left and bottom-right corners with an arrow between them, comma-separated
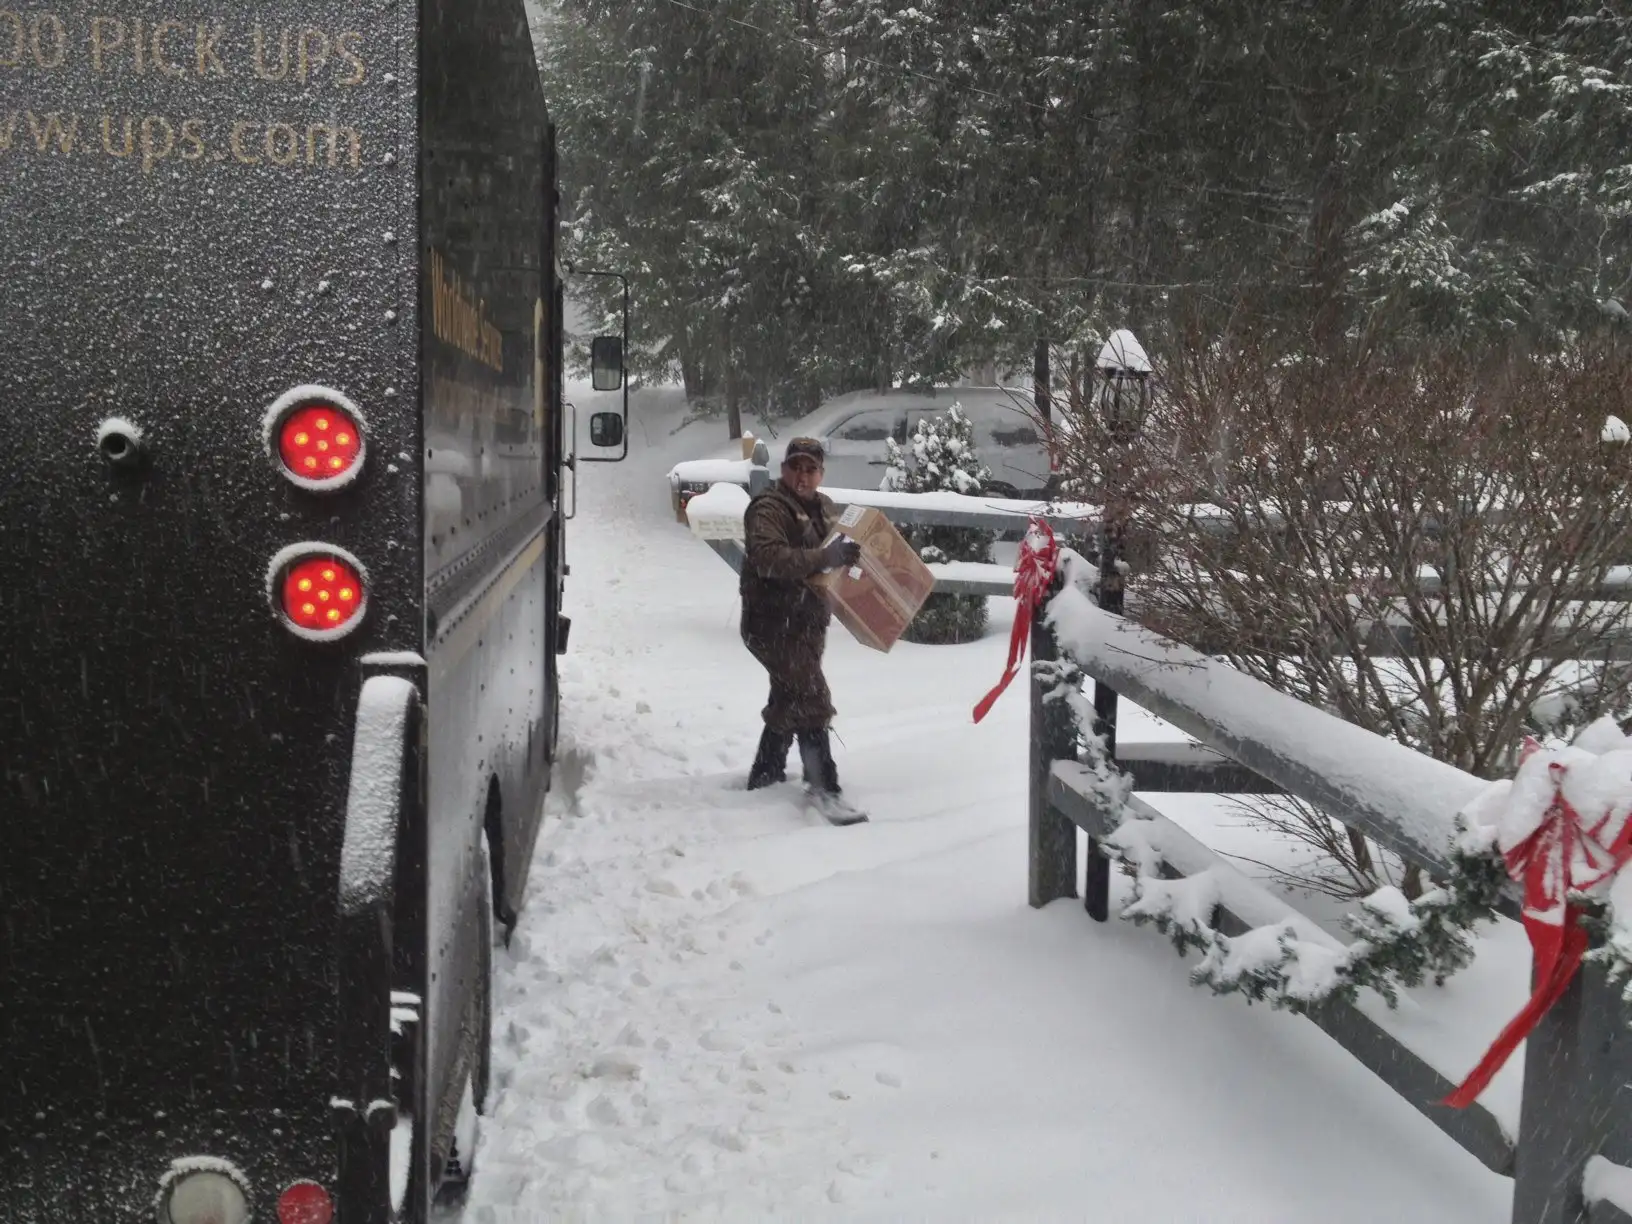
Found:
586,1095 -> 622,1126
589,1054 -> 641,1081
711,1127 -> 749,1153
682,1151 -> 714,1176
839,1154 -> 885,1180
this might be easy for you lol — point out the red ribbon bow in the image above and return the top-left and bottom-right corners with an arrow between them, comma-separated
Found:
973,518 -> 1059,724
1445,738 -> 1632,1108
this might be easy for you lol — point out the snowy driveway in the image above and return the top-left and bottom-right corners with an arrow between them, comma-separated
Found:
451,386 -> 1511,1223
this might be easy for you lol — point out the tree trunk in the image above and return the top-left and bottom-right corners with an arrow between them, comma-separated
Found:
681,349 -> 705,402
1306,113 -> 1351,354
1034,338 -> 1052,422
725,361 -> 743,440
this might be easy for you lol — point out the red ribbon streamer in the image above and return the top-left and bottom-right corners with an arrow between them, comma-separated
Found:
1444,741 -> 1632,1108
972,518 -> 1059,724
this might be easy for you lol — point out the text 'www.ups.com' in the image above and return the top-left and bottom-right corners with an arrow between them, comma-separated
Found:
1,13 -> 376,173
0,110 -> 363,173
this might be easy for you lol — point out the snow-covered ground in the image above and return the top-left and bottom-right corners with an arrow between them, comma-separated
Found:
450,382 -> 1515,1222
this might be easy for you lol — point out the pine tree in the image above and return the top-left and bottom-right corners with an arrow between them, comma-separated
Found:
543,0 -> 1632,411
882,405 -> 995,644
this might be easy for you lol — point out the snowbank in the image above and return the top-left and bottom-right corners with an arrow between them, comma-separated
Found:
669,458 -> 757,487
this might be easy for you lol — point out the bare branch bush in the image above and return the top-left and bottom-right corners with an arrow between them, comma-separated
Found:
1060,338 -> 1632,900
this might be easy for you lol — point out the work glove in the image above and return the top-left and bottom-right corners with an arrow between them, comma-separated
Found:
822,536 -> 863,570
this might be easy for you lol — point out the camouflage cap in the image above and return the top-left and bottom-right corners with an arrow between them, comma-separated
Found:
783,437 -> 825,465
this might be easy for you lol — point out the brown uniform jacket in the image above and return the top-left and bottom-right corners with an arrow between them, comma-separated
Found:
740,482 -> 837,637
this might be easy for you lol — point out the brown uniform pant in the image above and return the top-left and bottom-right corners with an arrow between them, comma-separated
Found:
742,620 -> 835,734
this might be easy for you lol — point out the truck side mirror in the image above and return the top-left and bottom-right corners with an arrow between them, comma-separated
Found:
591,336 -> 624,391
589,412 -> 624,449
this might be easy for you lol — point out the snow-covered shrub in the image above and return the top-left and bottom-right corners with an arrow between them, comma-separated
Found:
1112,338 -> 1632,900
882,405 -> 995,645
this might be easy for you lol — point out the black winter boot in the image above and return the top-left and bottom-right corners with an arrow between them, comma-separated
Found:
747,727 -> 793,790
797,729 -> 867,824
797,728 -> 841,794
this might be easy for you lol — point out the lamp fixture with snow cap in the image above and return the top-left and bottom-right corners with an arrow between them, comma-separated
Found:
1095,328 -> 1153,435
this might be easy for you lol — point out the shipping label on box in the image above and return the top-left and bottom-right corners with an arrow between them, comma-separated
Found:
810,506 -> 937,652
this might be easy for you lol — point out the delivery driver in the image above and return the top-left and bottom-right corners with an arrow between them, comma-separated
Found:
740,437 -> 865,815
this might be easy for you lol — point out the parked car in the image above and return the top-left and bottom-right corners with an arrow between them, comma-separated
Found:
668,386 -> 1054,516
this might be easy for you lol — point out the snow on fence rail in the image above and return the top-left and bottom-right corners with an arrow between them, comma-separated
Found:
681,471 -> 1632,661
683,466 -> 1082,597
1029,561 -> 1632,1224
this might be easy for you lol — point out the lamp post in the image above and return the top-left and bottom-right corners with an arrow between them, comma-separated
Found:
1086,328 -> 1152,920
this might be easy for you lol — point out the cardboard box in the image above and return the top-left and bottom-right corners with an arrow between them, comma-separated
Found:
810,505 -> 937,652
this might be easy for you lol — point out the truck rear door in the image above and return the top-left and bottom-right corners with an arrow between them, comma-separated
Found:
0,5 -> 422,1217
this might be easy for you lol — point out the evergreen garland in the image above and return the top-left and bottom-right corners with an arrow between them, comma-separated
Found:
1038,640 -> 1512,1015
1112,834 -> 1508,1013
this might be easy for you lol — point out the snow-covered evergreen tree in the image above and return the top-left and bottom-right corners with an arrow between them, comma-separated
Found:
881,405 -> 995,645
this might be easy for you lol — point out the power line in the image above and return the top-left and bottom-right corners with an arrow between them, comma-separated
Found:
652,0 -> 1054,115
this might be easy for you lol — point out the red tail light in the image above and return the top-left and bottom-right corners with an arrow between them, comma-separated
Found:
276,1181 -> 334,1224
268,544 -> 369,641
262,385 -> 368,490
279,404 -> 363,483
283,556 -> 365,633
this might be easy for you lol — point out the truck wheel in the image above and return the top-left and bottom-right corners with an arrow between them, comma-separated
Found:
549,658 -> 563,760
387,989 -> 426,1222
433,849 -> 493,1206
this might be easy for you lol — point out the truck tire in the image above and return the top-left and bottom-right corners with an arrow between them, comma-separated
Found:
433,848 -> 493,1206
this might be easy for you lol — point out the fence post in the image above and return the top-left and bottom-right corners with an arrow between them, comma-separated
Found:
1029,583 -> 1078,909
1086,521 -> 1125,924
1510,959 -> 1632,1223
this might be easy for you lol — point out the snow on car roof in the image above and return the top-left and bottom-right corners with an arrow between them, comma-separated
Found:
685,386 -> 1040,464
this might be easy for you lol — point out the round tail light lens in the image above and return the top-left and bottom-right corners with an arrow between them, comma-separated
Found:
277,1181 -> 334,1224
269,544 -> 369,641
157,1169 -> 251,1224
262,385 -> 368,490
280,404 -> 363,482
